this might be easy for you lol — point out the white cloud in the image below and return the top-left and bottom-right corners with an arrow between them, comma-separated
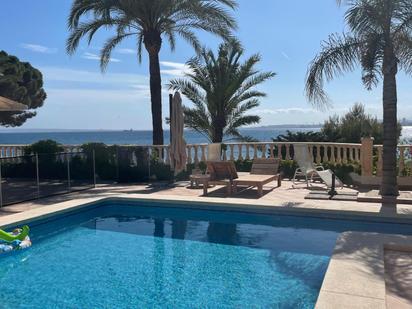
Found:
160,61 -> 192,77
281,51 -> 290,60
256,108 -> 316,114
116,48 -> 135,55
21,43 -> 57,54
82,52 -> 121,63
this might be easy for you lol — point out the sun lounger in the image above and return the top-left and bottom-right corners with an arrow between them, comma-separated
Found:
206,159 -> 281,197
317,169 -> 343,189
233,158 -> 281,196
206,161 -> 238,195
292,144 -> 325,187
292,145 -> 343,189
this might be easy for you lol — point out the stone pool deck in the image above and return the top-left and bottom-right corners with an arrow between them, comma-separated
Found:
0,180 -> 411,308
1,180 -> 412,221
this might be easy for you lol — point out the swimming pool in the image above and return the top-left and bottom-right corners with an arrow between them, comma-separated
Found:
0,201 -> 411,308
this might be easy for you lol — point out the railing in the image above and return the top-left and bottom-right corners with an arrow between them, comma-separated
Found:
184,142 -> 362,165
1,139 -> 411,177
374,144 -> 412,176
0,151 -> 95,207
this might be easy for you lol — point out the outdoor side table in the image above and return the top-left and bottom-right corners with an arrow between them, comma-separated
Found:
189,174 -> 210,195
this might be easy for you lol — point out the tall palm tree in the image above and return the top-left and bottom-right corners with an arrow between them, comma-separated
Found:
66,0 -> 237,145
305,0 -> 412,197
169,39 -> 275,143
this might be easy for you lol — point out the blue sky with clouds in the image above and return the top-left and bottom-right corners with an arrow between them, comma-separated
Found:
1,0 -> 411,130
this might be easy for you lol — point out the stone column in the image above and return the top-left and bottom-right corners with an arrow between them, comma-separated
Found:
361,137 -> 374,176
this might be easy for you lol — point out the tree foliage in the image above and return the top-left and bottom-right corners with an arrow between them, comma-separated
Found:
305,0 -> 412,106
322,103 -> 401,144
274,103 -> 401,144
305,0 -> 412,196
274,130 -> 325,143
169,39 -> 275,143
24,140 -> 64,155
0,51 -> 46,126
67,0 -> 237,70
67,0 -> 237,145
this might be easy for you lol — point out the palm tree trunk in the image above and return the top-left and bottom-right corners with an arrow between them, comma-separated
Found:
380,51 -> 399,197
148,50 -> 164,145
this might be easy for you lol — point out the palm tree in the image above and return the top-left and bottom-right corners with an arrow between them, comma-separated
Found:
169,39 -> 275,143
305,0 -> 412,197
66,0 -> 237,145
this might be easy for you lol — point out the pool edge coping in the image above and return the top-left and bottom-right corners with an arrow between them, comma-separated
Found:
1,193 -> 412,229
315,231 -> 412,309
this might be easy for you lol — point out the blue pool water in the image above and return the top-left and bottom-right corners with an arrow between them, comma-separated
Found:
0,202 -> 411,309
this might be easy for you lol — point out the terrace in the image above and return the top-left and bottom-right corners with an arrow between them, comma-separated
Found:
0,139 -> 411,308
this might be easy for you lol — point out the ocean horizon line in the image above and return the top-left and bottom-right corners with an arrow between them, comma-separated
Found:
0,124 -> 323,134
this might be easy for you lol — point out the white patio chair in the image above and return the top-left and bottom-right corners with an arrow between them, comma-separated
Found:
292,144 -> 325,187
292,144 -> 343,189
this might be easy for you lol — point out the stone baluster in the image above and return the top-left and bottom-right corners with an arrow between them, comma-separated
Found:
399,146 -> 405,176
253,144 -> 258,159
376,146 -> 383,176
222,147 -> 227,161
238,144 -> 243,161
330,146 -> 336,163
229,144 -> 235,161
285,144 -> 291,160
277,144 -> 282,159
245,144 -> 250,160
187,146 -> 192,164
269,144 -> 274,158
315,145 -> 321,164
309,145 -> 315,163
335,146 -> 340,163
201,145 -> 207,162
261,144 -> 266,158
165,147 -> 171,165
194,145 -> 199,165
342,147 -> 348,164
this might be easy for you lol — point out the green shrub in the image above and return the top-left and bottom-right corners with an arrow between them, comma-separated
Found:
234,159 -> 253,172
279,160 -> 298,179
81,143 -> 118,180
24,140 -> 63,155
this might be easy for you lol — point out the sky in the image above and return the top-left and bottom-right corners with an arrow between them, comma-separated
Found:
0,0 -> 411,130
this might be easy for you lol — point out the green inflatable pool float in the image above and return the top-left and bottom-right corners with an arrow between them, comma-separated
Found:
0,226 -> 30,243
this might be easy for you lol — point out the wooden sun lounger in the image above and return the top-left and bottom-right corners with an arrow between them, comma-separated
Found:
233,158 -> 281,197
206,161 -> 238,195
205,159 -> 281,197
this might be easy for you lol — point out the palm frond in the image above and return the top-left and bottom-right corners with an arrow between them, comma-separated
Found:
172,39 -> 273,142
305,33 -> 361,107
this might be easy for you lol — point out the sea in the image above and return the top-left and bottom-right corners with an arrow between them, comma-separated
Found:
0,126 -> 411,145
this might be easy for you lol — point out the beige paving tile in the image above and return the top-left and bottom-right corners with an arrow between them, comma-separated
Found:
316,291 -> 385,309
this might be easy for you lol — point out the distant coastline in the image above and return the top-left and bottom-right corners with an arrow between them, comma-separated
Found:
0,124 -> 322,133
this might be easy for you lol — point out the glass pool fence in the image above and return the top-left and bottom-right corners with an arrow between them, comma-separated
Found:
0,147 -> 173,207
0,151 -> 96,206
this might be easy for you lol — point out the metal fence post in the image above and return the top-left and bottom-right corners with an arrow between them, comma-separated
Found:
92,150 -> 96,188
148,146 -> 151,181
0,159 -> 3,208
67,153 -> 71,191
35,154 -> 40,198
